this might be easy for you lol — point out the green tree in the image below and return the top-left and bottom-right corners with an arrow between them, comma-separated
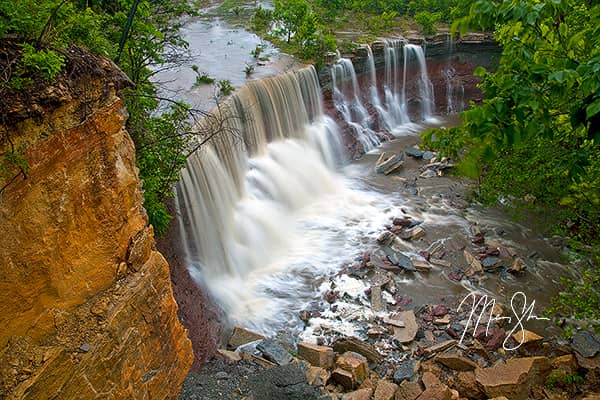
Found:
414,10 -> 441,35
273,0 -> 310,43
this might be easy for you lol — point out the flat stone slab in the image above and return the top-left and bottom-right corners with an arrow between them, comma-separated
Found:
391,311 -> 418,344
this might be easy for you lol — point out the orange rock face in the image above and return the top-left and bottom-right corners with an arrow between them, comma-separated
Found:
0,54 -> 193,399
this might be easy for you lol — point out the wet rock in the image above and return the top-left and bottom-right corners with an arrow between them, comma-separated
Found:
508,257 -> 527,273
471,233 -> 485,245
482,257 -> 501,270
342,388 -> 373,400
229,326 -> 265,348
405,147 -> 425,158
393,360 -> 417,384
298,342 -> 335,369
432,305 -> 449,317
249,363 -> 327,400
333,338 -> 382,364
257,339 -> 293,365
474,356 -> 551,400
435,353 -> 477,371
430,258 -> 452,268
433,318 -> 450,326
307,366 -> 330,386
412,259 -> 432,272
465,257 -> 483,276
373,379 -> 398,400
422,151 -> 435,161
393,217 -> 413,227
336,352 -> 369,385
377,231 -> 395,245
367,326 -> 388,338
376,152 -> 404,175
371,286 -> 385,312
391,311 -> 419,344
419,169 -> 437,179
418,251 -> 431,261
399,226 -> 426,241
395,380 -> 423,400
381,247 -> 416,272
423,340 -> 456,357
447,271 -> 463,281
571,331 -> 600,358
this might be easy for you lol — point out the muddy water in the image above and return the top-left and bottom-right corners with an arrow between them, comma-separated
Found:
151,16 -> 299,110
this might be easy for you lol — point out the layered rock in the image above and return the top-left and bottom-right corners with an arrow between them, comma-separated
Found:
0,48 -> 193,398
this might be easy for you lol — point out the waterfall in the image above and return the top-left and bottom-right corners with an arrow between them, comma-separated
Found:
383,39 -> 411,127
330,58 -> 380,151
404,44 -> 435,120
175,67 -> 345,318
443,66 -> 465,114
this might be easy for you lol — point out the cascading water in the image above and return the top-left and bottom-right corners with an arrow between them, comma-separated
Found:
404,44 -> 435,120
443,66 -> 465,114
176,67 -> 346,328
330,58 -> 380,151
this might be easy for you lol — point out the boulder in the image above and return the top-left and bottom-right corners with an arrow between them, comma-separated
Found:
435,353 -> 477,371
228,326 -> 264,349
342,388 -> 373,400
432,305 -> 449,317
307,366 -> 330,386
298,342 -> 335,369
423,340 -> 456,357
418,372 -> 452,400
405,147 -> 425,158
374,379 -> 398,400
475,356 -> 551,400
511,329 -> 543,347
249,363 -> 327,400
333,338 -> 382,364
393,360 -> 417,384
449,371 -> 484,399
395,380 -> 423,400
331,368 -> 356,390
336,352 -> 369,385
572,331 -> 600,358
257,339 -> 293,365
391,311 -> 419,344
216,348 -> 241,362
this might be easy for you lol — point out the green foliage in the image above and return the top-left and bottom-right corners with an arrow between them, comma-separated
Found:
250,7 -> 274,33
368,11 -> 398,34
191,66 -> 215,86
132,100 -> 191,237
545,372 -> 585,389
218,79 -> 235,96
244,63 -> 255,76
20,44 -> 64,82
274,0 -> 310,43
547,254 -> 600,331
414,11 -> 441,35
251,43 -> 266,58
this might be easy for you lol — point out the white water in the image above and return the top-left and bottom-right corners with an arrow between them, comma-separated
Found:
330,58 -> 380,151
175,47 -> 454,336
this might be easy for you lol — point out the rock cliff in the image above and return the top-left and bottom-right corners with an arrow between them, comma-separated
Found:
0,47 -> 193,399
